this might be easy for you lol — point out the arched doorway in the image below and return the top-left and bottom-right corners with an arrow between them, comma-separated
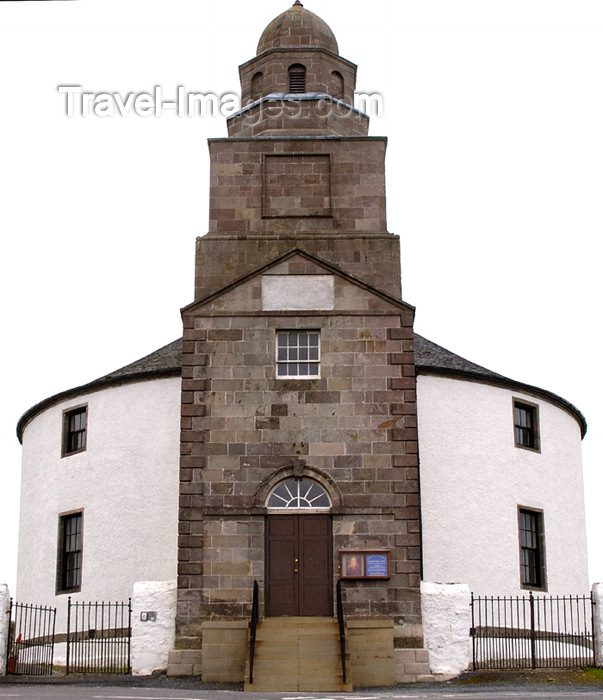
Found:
265,478 -> 333,617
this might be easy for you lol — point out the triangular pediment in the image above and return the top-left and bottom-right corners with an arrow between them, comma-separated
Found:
182,249 -> 414,317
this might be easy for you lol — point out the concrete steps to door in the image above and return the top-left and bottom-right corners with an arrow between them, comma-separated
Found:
244,616 -> 353,692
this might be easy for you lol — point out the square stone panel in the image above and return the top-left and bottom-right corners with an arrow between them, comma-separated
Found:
261,275 -> 334,311
263,154 -> 331,218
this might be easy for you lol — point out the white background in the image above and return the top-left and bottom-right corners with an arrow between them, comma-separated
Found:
0,0 -> 601,597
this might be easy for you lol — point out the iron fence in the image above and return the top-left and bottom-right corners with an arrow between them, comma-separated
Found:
471,592 -> 595,670
6,601 -> 56,675
66,598 -> 131,674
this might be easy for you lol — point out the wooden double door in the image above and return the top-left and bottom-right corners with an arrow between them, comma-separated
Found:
265,514 -> 333,617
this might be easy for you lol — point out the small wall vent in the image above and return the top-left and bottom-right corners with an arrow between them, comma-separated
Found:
288,64 -> 306,93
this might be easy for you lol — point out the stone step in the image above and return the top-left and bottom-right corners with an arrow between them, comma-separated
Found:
166,649 -> 202,677
244,616 -> 353,692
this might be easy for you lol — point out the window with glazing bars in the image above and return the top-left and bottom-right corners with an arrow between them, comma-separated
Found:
58,512 -> 82,592
63,406 -> 87,455
514,400 -> 539,450
519,508 -> 545,589
276,331 -> 319,378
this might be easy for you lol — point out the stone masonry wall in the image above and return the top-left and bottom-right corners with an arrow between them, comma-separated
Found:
239,48 -> 358,110
195,136 -> 400,301
177,259 -> 420,646
206,137 -> 387,237
196,234 -> 401,302
227,99 -> 369,138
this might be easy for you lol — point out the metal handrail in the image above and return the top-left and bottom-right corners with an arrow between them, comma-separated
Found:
249,580 -> 259,684
336,579 -> 347,683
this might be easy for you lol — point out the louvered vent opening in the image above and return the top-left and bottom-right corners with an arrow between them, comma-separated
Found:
288,64 -> 306,93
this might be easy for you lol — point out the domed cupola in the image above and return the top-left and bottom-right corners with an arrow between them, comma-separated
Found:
256,0 -> 339,55
230,1 -> 367,137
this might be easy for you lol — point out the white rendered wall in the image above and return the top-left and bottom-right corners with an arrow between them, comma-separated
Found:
417,374 -> 588,595
421,581 -> 470,676
16,376 -> 180,633
131,580 -> 177,676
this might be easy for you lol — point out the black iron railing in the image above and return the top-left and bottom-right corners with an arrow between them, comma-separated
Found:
6,601 -> 56,675
336,579 -> 347,683
249,580 -> 259,684
471,592 -> 594,670
66,598 -> 131,675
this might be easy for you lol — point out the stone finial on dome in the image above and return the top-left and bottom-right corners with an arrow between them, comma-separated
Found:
257,2 -> 339,55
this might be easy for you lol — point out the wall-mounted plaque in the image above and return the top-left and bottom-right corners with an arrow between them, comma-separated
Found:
365,553 -> 389,577
341,552 -> 364,578
339,550 -> 390,579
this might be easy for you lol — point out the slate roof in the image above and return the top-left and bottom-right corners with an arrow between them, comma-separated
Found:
413,333 -> 506,379
16,334 -> 586,440
94,334 -> 506,382
96,339 -> 183,380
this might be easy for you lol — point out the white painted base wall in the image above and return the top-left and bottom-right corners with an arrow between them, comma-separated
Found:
421,581 -> 470,676
593,583 -> 603,667
131,580 -> 177,676
0,585 -> 10,676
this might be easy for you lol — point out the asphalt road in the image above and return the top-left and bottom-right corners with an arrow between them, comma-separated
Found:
1,687 -> 603,700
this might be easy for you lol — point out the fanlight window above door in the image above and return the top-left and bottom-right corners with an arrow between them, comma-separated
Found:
267,478 -> 331,510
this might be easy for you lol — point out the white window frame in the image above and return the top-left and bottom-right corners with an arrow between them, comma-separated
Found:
276,330 -> 320,379
266,478 -> 331,512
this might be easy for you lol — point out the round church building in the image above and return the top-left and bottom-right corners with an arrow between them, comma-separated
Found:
15,1 -> 589,687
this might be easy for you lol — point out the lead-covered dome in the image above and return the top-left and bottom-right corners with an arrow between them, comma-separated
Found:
257,1 -> 339,55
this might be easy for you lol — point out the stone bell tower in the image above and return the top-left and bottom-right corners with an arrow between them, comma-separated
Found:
194,0 -> 401,301
174,2 -> 425,687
